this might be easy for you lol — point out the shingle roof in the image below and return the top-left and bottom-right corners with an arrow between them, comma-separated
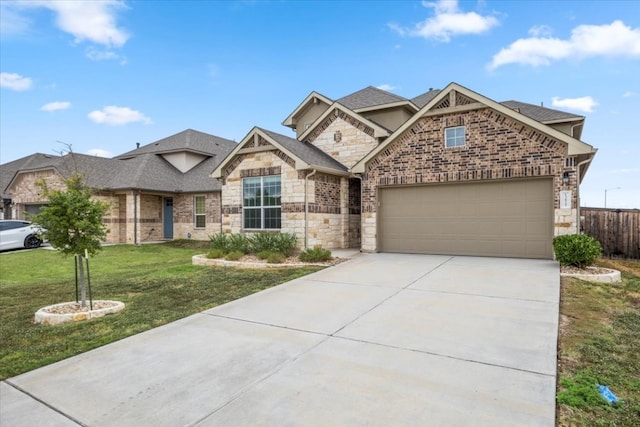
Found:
1,129 -> 237,195
411,89 -> 442,108
501,100 -> 584,123
337,86 -> 409,110
258,128 -> 348,173
116,128 -> 237,158
1,153 -> 59,197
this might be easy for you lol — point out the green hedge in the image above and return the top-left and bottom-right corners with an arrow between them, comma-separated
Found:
553,234 -> 602,267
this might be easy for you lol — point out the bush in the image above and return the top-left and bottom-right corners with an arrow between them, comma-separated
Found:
299,246 -> 332,263
256,250 -> 272,260
227,233 -> 250,254
266,252 -> 286,264
224,251 -> 245,261
209,233 -> 229,252
207,248 -> 225,259
250,232 -> 297,256
553,234 -> 602,267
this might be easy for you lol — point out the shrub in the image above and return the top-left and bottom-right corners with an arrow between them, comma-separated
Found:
209,233 -> 229,252
207,248 -> 225,259
553,234 -> 602,268
273,233 -> 297,256
224,251 -> 245,261
227,233 -> 250,254
250,232 -> 297,256
256,250 -> 272,260
299,246 -> 332,263
266,252 -> 286,264
250,233 -> 276,254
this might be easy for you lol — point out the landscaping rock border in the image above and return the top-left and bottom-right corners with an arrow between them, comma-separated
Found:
192,254 -> 339,269
560,266 -> 622,283
34,300 -> 125,325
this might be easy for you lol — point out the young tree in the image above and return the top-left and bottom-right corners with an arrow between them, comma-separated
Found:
34,173 -> 109,308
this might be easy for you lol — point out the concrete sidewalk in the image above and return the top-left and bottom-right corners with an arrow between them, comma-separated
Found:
1,253 -> 560,426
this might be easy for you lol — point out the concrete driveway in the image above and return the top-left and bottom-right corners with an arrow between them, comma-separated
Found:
1,253 -> 560,426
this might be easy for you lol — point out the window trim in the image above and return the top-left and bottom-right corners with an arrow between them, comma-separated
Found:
445,125 -> 466,148
242,175 -> 281,230
194,195 -> 206,228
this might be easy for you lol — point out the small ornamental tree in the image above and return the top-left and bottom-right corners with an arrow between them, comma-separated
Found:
34,174 -> 109,308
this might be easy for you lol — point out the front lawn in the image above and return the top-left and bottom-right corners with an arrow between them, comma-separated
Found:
0,241 -> 323,380
557,258 -> 640,426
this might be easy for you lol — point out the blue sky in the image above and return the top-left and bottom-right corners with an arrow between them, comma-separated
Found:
1,0 -> 639,208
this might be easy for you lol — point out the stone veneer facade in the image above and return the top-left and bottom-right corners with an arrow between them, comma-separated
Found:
306,115 -> 378,169
219,139 -> 360,249
360,107 -> 579,251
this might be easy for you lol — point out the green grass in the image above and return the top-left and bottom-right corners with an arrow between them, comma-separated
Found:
0,241 -> 323,380
557,259 -> 640,426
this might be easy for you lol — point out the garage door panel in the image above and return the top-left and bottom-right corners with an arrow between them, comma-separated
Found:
379,179 -> 553,259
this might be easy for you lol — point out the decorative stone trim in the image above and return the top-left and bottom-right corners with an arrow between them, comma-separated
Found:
306,109 -> 375,142
561,267 -> 622,283
192,254 -> 329,269
240,166 -> 281,178
34,300 -> 125,325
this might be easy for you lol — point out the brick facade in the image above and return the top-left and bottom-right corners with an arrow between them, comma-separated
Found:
360,107 -> 578,251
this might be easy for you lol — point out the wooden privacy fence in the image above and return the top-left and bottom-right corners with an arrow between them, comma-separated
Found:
581,207 -> 640,259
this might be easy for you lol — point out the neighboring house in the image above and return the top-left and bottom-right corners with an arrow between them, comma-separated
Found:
1,129 -> 237,244
213,82 -> 596,259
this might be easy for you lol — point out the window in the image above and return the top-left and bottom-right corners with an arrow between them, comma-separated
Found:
194,196 -> 206,228
445,126 -> 466,148
243,176 -> 281,229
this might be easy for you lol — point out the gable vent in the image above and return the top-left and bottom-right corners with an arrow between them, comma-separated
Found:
455,92 -> 475,106
434,98 -> 450,109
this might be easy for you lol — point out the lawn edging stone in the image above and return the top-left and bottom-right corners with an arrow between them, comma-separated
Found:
192,254 -> 334,269
560,267 -> 622,283
34,300 -> 125,325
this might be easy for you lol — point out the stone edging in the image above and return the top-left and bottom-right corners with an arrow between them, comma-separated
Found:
192,254 -> 330,269
34,300 -> 126,325
560,268 -> 622,283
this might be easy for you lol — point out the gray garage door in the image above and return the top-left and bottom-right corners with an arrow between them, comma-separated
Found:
378,179 -> 553,259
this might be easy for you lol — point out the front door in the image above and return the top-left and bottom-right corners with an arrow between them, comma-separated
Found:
163,197 -> 173,239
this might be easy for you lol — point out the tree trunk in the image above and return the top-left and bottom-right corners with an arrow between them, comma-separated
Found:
77,254 -> 86,308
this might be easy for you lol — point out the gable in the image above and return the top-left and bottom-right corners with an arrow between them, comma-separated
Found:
299,103 -> 390,142
365,107 -> 566,184
161,152 -> 209,173
211,127 -> 349,180
353,82 -> 596,173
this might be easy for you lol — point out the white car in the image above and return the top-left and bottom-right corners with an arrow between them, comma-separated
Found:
0,220 -> 45,251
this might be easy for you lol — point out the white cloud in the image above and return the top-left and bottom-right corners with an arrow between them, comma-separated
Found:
86,47 -> 118,61
88,106 -> 152,126
0,72 -> 33,91
41,101 -> 71,112
490,20 -> 640,69
528,25 -> 552,38
389,0 -> 498,42
376,84 -> 397,91
4,0 -> 129,48
87,148 -> 113,158
551,96 -> 598,113
0,2 -> 31,35
623,91 -> 635,98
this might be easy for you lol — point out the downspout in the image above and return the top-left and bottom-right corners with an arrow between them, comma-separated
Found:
133,191 -> 138,245
304,169 -> 317,249
570,122 -> 582,138
575,156 -> 594,234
